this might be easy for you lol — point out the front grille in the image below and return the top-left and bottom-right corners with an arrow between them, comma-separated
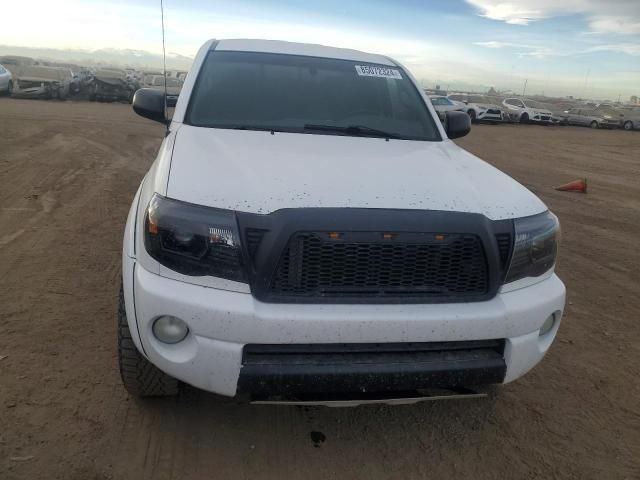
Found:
486,109 -> 501,115
269,232 -> 488,300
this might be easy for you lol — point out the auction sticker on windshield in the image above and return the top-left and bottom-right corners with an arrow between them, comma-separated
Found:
355,65 -> 403,80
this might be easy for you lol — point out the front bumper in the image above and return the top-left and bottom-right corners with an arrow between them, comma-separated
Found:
477,111 -> 504,122
531,115 -> 553,123
124,258 -> 566,398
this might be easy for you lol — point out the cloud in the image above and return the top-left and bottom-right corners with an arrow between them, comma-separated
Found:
586,43 -> 640,56
588,16 -> 640,35
465,0 -> 640,34
473,41 -> 524,48
475,39 -> 640,58
473,41 -> 560,58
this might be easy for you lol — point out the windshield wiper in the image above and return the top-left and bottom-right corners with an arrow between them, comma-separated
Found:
223,125 -> 285,133
303,124 -> 404,139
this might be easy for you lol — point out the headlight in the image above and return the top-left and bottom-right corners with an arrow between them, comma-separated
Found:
144,194 -> 246,282
505,211 -> 559,284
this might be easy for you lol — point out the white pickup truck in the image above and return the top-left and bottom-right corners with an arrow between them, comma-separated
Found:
119,39 -> 565,405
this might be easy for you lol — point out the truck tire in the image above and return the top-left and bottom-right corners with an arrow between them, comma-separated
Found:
118,285 -> 179,397
624,121 -> 633,131
590,120 -> 598,129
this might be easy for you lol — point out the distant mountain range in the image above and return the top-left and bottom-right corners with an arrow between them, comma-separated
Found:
0,45 -> 193,70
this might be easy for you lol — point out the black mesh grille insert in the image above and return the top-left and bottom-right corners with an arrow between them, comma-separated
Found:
269,232 -> 488,299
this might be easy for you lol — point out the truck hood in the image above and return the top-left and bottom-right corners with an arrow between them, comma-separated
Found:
166,125 -> 546,220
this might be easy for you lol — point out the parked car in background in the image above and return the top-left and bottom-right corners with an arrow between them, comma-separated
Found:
143,75 -> 183,107
619,107 -> 640,131
448,94 -> 504,123
0,63 -> 12,95
502,98 -> 554,124
428,95 -> 465,113
428,95 -> 466,122
562,107 -> 622,129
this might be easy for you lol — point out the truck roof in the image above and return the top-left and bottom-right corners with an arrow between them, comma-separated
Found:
212,39 -> 396,66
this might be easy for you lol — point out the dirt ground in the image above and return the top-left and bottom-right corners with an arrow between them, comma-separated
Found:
0,98 -> 638,480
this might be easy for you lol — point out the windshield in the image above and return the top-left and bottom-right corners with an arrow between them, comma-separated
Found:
186,51 -> 440,141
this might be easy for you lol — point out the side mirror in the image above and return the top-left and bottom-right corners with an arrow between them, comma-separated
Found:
132,88 -> 167,124
445,111 -> 471,139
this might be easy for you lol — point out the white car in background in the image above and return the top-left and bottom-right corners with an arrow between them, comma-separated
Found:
428,95 -> 466,123
502,98 -> 554,124
428,95 -> 465,113
0,63 -> 13,95
448,94 -> 504,123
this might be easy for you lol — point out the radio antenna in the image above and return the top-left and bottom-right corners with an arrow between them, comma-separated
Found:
160,0 -> 169,132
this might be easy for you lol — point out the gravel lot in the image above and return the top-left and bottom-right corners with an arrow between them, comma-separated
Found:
0,98 -> 638,480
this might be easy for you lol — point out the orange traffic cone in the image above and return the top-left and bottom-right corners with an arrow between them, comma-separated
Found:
555,178 -> 587,193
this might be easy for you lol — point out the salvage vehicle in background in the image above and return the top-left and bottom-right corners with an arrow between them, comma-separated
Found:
69,69 -> 82,94
89,68 -> 138,103
562,107 -> 622,129
502,98 -> 554,124
0,63 -> 12,95
448,94 -> 504,123
143,74 -> 183,107
12,65 -> 70,100
119,39 -> 565,405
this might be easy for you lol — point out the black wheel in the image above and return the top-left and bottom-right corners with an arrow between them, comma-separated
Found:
519,113 -> 529,124
118,285 -> 179,397
624,121 -> 633,131
467,109 -> 477,123
6,80 -> 13,96
590,120 -> 598,129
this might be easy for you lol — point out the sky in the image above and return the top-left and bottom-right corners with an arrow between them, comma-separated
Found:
1,0 -> 639,99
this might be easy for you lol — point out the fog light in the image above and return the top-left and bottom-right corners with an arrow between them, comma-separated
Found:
539,314 -> 555,337
153,316 -> 189,344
